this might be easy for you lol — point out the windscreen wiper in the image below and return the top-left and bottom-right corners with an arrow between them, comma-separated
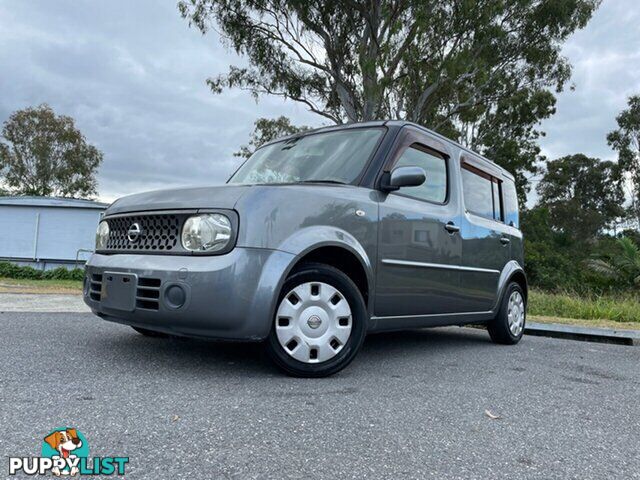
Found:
298,179 -> 347,185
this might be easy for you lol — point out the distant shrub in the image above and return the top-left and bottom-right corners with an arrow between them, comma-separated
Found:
0,261 -> 84,281
522,207 -> 629,295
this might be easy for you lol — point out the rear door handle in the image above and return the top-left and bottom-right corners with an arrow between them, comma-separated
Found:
444,222 -> 460,233
500,236 -> 510,245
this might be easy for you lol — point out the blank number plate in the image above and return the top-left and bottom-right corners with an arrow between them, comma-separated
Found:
101,272 -> 137,312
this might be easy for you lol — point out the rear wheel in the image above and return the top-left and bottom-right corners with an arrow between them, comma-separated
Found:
266,263 -> 367,377
132,326 -> 170,338
488,282 -> 526,345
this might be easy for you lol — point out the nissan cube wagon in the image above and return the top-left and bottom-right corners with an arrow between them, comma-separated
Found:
85,121 -> 527,377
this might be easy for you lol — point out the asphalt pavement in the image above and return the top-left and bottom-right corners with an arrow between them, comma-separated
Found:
1,312 -> 639,479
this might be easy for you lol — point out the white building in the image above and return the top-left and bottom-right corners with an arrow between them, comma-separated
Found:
0,196 -> 108,270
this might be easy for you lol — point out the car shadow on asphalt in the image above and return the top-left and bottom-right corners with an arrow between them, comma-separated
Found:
364,326 -> 491,350
89,325 -> 492,377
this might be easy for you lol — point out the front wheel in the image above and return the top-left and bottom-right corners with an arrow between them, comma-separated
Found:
488,282 -> 526,345
266,263 -> 367,377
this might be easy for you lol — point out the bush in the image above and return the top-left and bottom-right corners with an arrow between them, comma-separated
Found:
522,207 -> 624,294
0,261 -> 84,281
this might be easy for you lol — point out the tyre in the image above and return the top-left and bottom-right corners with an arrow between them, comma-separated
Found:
132,326 -> 170,338
488,282 -> 526,345
266,262 -> 368,377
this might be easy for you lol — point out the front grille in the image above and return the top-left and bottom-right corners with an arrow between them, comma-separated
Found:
89,273 -> 102,301
136,277 -> 161,310
103,213 -> 182,253
87,271 -> 161,310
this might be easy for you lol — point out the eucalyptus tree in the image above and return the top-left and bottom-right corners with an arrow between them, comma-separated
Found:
0,104 -> 103,198
537,154 -> 624,241
180,0 -> 599,197
608,95 -> 640,226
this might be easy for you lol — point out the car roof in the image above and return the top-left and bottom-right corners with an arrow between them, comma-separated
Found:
261,120 -> 515,181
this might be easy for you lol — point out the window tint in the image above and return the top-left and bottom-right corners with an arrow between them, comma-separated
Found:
393,146 -> 447,203
461,165 -> 496,220
503,179 -> 519,227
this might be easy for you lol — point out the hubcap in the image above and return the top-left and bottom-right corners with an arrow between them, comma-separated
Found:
275,282 -> 353,363
507,291 -> 525,336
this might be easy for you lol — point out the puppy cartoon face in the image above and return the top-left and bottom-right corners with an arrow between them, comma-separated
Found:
44,429 -> 82,457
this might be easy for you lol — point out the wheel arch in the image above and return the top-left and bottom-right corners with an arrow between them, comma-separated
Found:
509,270 -> 528,302
276,227 -> 375,315
291,246 -> 371,308
494,261 -> 528,313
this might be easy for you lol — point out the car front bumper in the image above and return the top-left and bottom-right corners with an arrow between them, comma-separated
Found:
83,248 -> 295,340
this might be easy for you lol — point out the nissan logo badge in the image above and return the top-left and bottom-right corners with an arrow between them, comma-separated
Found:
127,222 -> 142,243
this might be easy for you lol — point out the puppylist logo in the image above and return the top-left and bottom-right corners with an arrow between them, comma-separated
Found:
8,427 -> 129,476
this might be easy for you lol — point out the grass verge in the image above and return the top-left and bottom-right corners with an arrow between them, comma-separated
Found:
529,289 -> 640,326
529,315 -> 640,331
0,277 -> 83,294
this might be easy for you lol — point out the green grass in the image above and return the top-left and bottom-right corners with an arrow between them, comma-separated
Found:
0,277 -> 82,293
529,289 -> 640,325
529,315 -> 640,330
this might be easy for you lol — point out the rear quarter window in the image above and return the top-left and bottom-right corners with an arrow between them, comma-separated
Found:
503,179 -> 519,228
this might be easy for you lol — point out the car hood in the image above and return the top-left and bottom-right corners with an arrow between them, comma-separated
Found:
105,185 -> 251,215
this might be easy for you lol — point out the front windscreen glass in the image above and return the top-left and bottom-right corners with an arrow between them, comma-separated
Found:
228,128 -> 384,185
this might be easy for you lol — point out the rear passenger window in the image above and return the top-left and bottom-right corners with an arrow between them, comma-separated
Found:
393,145 -> 447,203
461,164 -> 503,221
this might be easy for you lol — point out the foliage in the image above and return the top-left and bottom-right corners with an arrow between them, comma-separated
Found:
0,261 -> 85,281
235,116 -> 310,158
607,95 -> 640,226
521,207 -> 617,293
529,289 -> 640,324
587,237 -> 640,288
0,104 -> 103,198
522,207 -> 580,291
180,0 -> 600,200
536,154 -> 624,241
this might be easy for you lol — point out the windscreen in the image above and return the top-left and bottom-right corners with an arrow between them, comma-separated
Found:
228,128 -> 384,185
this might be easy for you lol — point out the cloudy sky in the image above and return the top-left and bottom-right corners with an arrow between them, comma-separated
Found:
0,0 -> 639,203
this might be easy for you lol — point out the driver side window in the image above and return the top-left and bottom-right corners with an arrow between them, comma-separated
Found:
393,145 -> 447,203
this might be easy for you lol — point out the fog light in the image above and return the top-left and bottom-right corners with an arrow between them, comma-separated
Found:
164,284 -> 186,309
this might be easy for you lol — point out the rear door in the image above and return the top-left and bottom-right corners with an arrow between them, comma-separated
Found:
375,128 -> 462,317
458,158 -> 511,312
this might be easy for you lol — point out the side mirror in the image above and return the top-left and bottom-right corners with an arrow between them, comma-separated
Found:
380,166 -> 426,192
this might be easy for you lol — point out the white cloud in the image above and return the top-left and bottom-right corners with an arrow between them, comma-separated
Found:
0,0 -> 321,202
539,0 -> 640,162
0,0 -> 638,205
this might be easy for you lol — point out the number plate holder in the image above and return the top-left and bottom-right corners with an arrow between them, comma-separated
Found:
101,272 -> 137,312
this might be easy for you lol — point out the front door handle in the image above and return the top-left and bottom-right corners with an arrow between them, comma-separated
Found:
444,222 -> 460,233
500,236 -> 511,245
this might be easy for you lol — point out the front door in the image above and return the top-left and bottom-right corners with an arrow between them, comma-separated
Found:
375,140 -> 462,317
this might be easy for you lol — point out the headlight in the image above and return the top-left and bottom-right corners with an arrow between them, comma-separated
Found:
181,214 -> 232,252
95,221 -> 109,250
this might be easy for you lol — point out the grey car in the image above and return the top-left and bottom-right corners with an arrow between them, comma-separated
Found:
85,121 -> 527,377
